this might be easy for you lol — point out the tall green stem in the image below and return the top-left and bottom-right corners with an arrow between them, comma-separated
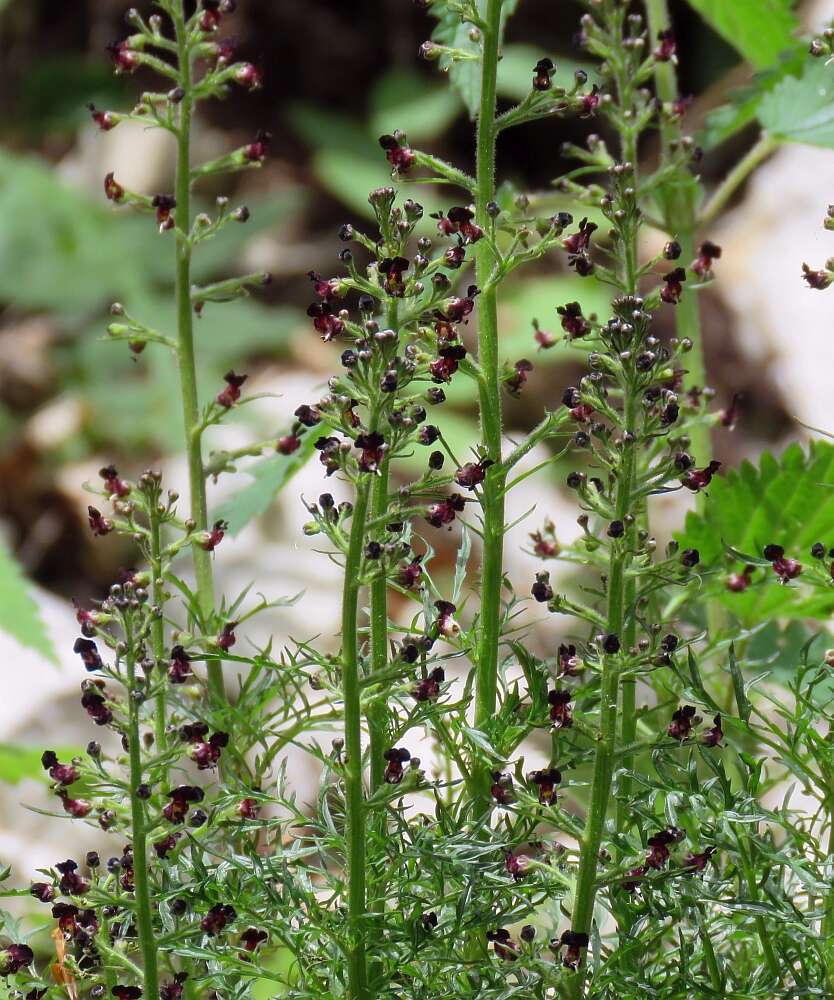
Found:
472,0 -> 507,806
172,4 -> 221,699
149,505 -> 167,767
342,479 -> 372,1000
125,645 -> 161,1000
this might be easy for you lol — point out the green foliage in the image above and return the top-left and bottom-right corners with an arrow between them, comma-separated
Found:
0,543 -> 58,665
759,57 -> 834,148
677,442 -> 834,624
0,744 -> 80,785
683,0 -> 799,70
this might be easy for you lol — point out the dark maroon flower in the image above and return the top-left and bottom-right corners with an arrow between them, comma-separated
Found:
435,206 -> 482,244
680,460 -> 721,492
580,84 -> 601,116
558,643 -> 581,676
104,172 -> 125,202
217,371 -> 248,408
490,771 -> 515,806
99,464 -> 130,498
163,785 -> 205,824
646,827 -> 683,869
802,263 -> 832,289
557,301 -> 590,338
434,599 -> 459,639
429,343 -> 467,382
691,240 -> 722,280
531,767 -> 561,805
107,40 -> 140,74
234,63 -> 263,90
81,681 -> 112,726
667,704 -> 700,741
88,103 -> 118,131
412,667 -> 445,702
315,435 -> 342,476
74,637 -> 104,673
702,714 -> 724,748
355,431 -> 387,474
505,852 -> 528,881
454,459 -> 493,489
444,245 -> 467,270
505,358 -> 533,397
42,751 -> 79,787
277,434 -> 301,455
681,548 -> 700,568
563,218 -> 597,255
531,571 -> 553,603
112,986 -> 141,1000
622,866 -> 646,892
379,132 -> 416,174
560,930 -> 589,969
30,882 -> 55,903
57,860 -> 90,895
159,975 -> 188,1000
308,271 -> 342,301
240,927 -> 268,952
153,833 -> 181,859
533,319 -> 556,349
295,404 -> 322,427
548,689 -> 573,728
397,555 -> 423,589
684,847 -> 715,872
438,285 -> 479,323
654,29 -> 676,61
719,393 -> 742,429
199,520 -> 228,552
243,128 -> 271,163
168,645 -> 192,684
189,731 -> 229,770
487,928 -> 518,961
726,565 -> 754,592
88,506 -> 113,537
0,944 -> 33,974
425,493 -> 466,528
570,403 -> 594,423
383,747 -> 411,784
238,798 -> 260,819
151,194 -> 176,234
763,543 -> 802,582
530,531 -> 558,559
216,622 -> 237,652
202,903 -> 237,935
307,301 -> 344,341
660,267 -> 686,304
533,57 -> 554,91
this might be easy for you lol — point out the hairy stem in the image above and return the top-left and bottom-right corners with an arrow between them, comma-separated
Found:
125,645 -> 160,1000
172,4 -> 221,699
342,478 -> 372,1000
149,505 -> 167,772
472,0 -> 507,807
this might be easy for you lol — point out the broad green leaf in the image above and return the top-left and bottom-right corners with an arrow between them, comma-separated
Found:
370,69 -> 462,141
676,441 -> 834,625
683,0 -> 798,71
213,430 -> 326,536
699,48 -> 805,150
0,544 -> 58,664
430,0 -> 521,119
758,58 -> 834,148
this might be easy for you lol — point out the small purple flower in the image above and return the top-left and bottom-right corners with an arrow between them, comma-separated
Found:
74,637 -> 103,672
645,827 -> 683,869
531,767 -> 561,805
764,543 -> 802,583
163,785 -> 205,824
653,29 -> 677,62
56,860 -> 90,895
412,667 -> 444,702
691,241 -> 722,280
557,301 -> 590,338
307,301 -> 344,341
383,747 -> 411,784
487,928 -> 518,961
802,263 -> 832,290
216,371 -> 248,408
454,459 -> 493,490
532,57 -> 554,91
42,751 -> 79,787
379,132 -> 415,174
667,705 -> 700,741
548,689 -> 573,728
240,927 -> 268,952
169,645 -> 192,684
107,40 -> 140,75
559,930 -> 589,970
87,506 -> 113,537
234,63 -> 263,90
425,493 -> 466,528
0,944 -> 34,974
660,267 -> 686,304
505,359 -> 533,397
201,903 -> 237,935
680,460 -> 721,492
702,714 -> 724,748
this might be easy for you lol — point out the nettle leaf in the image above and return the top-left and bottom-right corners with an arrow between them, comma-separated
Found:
676,441 -> 834,624
430,0 -> 521,120
214,430 -> 326,536
683,0 -> 799,71
0,543 -> 58,665
758,58 -> 834,149
700,48 -> 805,150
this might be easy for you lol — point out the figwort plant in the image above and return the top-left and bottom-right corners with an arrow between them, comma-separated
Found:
4,1 -> 834,999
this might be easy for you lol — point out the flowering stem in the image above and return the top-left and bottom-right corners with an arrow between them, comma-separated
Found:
472,0 -> 507,807
342,477 -> 372,1000
149,505 -> 167,771
125,644 -> 161,1000
172,3 -> 221,700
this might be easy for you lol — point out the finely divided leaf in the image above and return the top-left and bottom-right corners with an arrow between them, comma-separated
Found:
0,543 -> 58,664
683,0 -> 798,71
758,58 -> 834,148
676,441 -> 834,624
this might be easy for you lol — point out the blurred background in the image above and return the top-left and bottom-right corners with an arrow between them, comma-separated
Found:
0,0 -> 832,877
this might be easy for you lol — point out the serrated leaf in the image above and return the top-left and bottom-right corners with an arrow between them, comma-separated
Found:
699,48 -> 805,150
430,0 -> 521,120
0,544 -> 58,664
676,441 -> 834,625
684,0 -> 798,71
759,58 -> 834,148
213,431 -> 326,536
